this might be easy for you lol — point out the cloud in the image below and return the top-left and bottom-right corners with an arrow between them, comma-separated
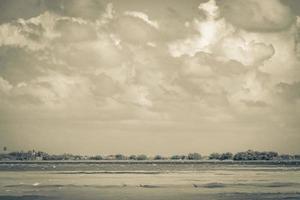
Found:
90,73 -> 120,98
0,47 -> 47,84
0,0 -> 47,24
217,0 -> 295,32
124,11 -> 159,29
241,100 -> 268,107
215,37 -> 275,66
198,0 -> 219,19
296,16 -> 300,59
168,14 -> 232,56
45,0 -> 107,21
0,12 -> 59,50
111,15 -> 159,45
0,0 -> 299,154
54,18 -> 97,43
276,81 -> 300,102
180,52 -> 246,79
0,76 -> 12,93
168,0 -> 276,67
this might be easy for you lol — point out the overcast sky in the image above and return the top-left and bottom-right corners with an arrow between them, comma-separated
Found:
0,0 -> 300,155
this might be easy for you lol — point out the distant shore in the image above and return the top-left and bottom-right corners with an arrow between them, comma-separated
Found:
2,149 -> 300,162
1,159 -> 300,165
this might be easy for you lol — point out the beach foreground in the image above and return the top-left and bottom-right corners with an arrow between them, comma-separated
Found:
0,162 -> 299,200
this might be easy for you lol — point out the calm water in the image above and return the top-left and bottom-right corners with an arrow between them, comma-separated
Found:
0,161 -> 299,200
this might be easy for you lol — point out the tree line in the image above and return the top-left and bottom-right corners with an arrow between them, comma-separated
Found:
0,148 -> 299,161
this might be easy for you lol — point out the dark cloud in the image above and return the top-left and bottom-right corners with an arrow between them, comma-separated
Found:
276,81 -> 300,102
45,0 -> 107,20
241,100 -> 268,107
90,73 -> 120,97
9,93 -> 43,105
0,47 -> 45,84
281,0 -> 300,16
217,0 -> 295,32
0,0 -> 46,24
19,22 -> 45,42
54,19 -> 98,43
0,0 -> 108,24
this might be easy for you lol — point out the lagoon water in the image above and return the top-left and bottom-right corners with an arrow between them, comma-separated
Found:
0,161 -> 299,200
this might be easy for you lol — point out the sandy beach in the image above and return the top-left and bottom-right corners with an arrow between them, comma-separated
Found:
0,162 -> 299,200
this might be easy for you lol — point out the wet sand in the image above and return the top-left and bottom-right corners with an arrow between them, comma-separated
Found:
0,162 -> 299,200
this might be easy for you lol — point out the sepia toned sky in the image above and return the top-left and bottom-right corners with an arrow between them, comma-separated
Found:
0,0 -> 300,155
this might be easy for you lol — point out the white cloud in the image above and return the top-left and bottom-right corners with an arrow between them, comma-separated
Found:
0,12 -> 59,50
168,1 -> 235,57
198,0 -> 219,19
216,37 -> 275,66
168,0 -> 275,67
124,11 -> 159,29
103,3 -> 115,20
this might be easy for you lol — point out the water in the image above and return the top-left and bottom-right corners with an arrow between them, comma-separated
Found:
0,161 -> 299,200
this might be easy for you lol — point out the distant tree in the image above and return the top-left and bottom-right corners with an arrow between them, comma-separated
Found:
115,154 -> 127,160
294,155 -> 300,160
279,154 -> 294,160
170,155 -> 186,160
129,155 -> 137,160
2,149 -> 294,161
136,154 -> 148,160
233,151 -> 248,161
90,155 -> 103,160
245,150 -> 257,160
219,152 -> 233,160
267,151 -> 279,160
154,155 -> 163,160
233,150 -> 279,161
209,153 -> 221,160
170,155 -> 181,160
187,153 -> 202,160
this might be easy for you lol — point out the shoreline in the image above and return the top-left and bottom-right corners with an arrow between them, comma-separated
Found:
1,160 -> 300,165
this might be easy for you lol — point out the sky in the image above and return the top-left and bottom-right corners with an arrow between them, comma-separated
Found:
0,0 -> 300,155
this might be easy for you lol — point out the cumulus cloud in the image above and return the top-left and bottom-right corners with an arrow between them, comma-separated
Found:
0,12 -> 59,50
215,38 -> 275,66
217,0 -> 295,32
0,0 -> 299,154
168,0 -> 275,67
